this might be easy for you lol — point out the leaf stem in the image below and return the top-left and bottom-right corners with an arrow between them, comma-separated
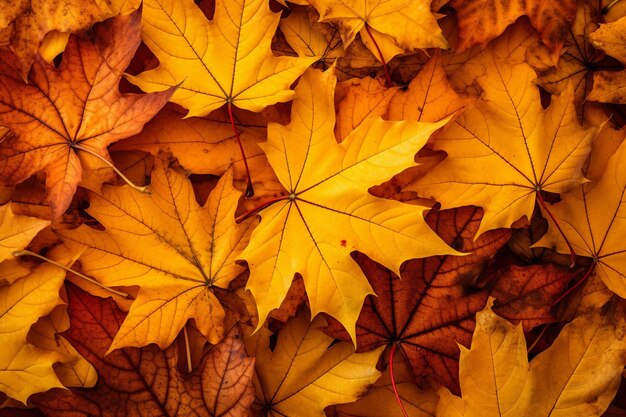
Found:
551,261 -> 597,307
227,101 -> 254,198
389,343 -> 409,417
527,323 -> 550,354
183,325 -> 193,374
536,191 -> 576,268
363,24 -> 393,88
72,143 -> 148,194
235,195 -> 290,223
602,0 -> 622,14
13,249 -> 131,299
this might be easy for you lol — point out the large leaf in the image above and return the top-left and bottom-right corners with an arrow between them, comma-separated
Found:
32,283 -> 256,417
325,207 -> 569,392
58,159 -> 255,350
0,12 -> 172,218
240,67 -> 456,341
127,0 -> 315,116
410,60 -> 597,236
437,300 -> 626,417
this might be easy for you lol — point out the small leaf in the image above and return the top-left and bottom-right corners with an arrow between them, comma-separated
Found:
246,311 -> 383,417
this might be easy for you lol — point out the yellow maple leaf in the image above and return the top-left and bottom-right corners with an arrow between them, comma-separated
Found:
437,299 -> 626,417
0,263 -> 66,403
410,60 -> 597,236
58,160 -> 256,350
537,140 -> 626,297
245,311 -> 384,417
240,67 -> 456,341
307,0 -> 447,62
127,0 -> 316,117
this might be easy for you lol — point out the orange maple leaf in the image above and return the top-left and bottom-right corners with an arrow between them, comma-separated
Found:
452,0 -> 577,58
0,12 -> 172,218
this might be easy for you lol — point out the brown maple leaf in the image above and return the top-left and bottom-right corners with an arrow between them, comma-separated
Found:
325,207 -> 570,393
32,283 -> 256,417
0,11 -> 172,218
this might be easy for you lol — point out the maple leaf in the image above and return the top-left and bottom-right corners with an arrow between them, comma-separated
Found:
244,311 -> 383,417
537,140 -> 626,298
451,0 -> 577,57
240,67 -> 457,341
32,283 -> 256,417
588,16 -> 626,104
437,299 -> 626,417
307,0 -> 447,62
324,207 -> 570,392
127,0 -> 316,117
0,263 -> 66,403
58,159 -> 255,350
0,12 -> 172,219
409,60 -> 597,236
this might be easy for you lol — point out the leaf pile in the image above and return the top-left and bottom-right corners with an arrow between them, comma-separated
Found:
1,1 -> 626,416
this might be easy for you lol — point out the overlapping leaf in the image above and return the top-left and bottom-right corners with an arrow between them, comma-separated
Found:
330,352 -> 438,417
245,311 -> 383,417
0,12 -> 172,218
410,60 -> 597,235
0,0 -> 135,78
32,284 -> 256,417
28,306 -> 97,389
538,140 -> 626,297
452,0 -> 576,57
588,16 -> 626,103
0,263 -> 65,403
324,207 -> 569,392
127,0 -> 316,116
307,0 -> 447,62
241,67 -> 456,341
437,300 -> 626,417
0,202 -> 48,283
58,159 -> 256,350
